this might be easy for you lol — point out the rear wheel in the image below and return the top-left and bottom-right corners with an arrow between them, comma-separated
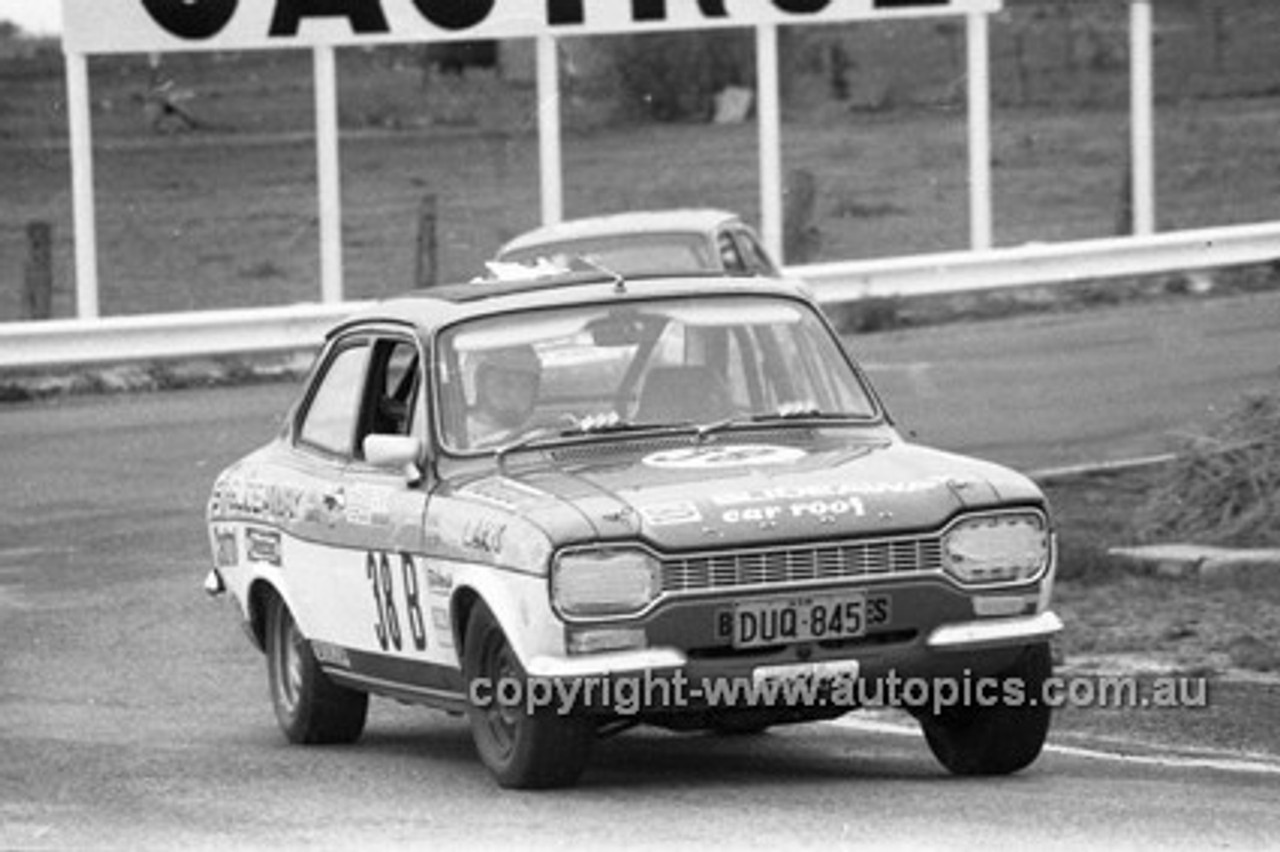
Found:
462,603 -> 594,789
265,594 -> 368,745
919,643 -> 1053,776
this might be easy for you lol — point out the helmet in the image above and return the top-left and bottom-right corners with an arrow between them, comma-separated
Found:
473,344 -> 542,430
477,344 -> 541,377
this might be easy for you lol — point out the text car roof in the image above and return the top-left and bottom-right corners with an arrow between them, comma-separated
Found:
497,208 -> 742,256
330,272 -> 813,339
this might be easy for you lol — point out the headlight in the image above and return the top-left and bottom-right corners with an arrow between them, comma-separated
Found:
943,513 -> 1049,586
552,548 -> 660,618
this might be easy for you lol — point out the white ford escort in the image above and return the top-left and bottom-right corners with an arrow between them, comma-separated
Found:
205,270 -> 1061,788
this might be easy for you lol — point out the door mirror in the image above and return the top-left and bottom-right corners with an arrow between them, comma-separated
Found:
363,434 -> 423,483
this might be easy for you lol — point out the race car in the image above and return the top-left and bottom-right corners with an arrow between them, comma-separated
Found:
204,267 -> 1061,789
494,208 -> 781,278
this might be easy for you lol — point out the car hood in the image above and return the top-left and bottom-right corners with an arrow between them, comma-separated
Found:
455,435 -> 1044,551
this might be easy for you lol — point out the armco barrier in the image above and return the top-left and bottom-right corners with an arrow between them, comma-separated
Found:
0,301 -> 370,370
797,220 -> 1280,300
2,221 -> 1279,370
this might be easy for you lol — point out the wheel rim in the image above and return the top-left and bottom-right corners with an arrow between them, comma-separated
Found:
478,631 -> 522,761
273,605 -> 304,716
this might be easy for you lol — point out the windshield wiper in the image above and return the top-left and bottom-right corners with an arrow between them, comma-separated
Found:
493,414 -> 669,468
493,426 -> 560,470
695,408 -> 870,442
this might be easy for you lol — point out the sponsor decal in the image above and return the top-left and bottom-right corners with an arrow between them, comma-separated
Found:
704,478 -> 955,526
431,607 -> 454,649
212,525 -> 239,567
312,640 -> 351,668
462,518 -> 507,556
301,488 -> 343,527
244,526 -> 283,566
639,500 -> 703,526
459,477 -> 547,511
425,564 -> 454,594
209,474 -> 306,526
642,444 -> 807,470
344,485 -> 391,527
719,497 -> 866,525
712,476 -> 950,506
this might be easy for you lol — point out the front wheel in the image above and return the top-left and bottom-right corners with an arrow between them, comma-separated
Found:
265,593 -> 368,745
919,643 -> 1053,776
462,603 -> 594,789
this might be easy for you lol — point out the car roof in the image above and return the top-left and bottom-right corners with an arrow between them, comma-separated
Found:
496,208 -> 743,256
330,272 -> 814,339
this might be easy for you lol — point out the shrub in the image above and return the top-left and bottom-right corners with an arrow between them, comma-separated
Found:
1131,392 -> 1280,547
611,30 -> 754,122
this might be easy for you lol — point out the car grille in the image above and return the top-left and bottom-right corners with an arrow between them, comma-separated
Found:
660,534 -> 944,594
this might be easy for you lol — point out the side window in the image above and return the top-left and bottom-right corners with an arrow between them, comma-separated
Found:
733,227 -> 781,277
366,339 -> 421,441
297,342 -> 371,457
716,231 -> 748,275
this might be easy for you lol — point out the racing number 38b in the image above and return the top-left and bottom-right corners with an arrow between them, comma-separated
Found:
366,551 -> 428,653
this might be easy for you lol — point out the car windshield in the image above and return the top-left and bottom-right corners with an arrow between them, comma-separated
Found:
499,233 -> 716,276
435,294 -> 879,453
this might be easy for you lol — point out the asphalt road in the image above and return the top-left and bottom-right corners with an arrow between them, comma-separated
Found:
3,292 -> 1280,850
855,289 -> 1280,472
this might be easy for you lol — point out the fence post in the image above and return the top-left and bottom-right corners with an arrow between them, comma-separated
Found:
24,221 -> 54,320
783,168 -> 821,264
415,194 -> 438,288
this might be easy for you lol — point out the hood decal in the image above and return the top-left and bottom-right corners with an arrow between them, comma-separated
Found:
638,500 -> 704,527
642,444 -> 806,470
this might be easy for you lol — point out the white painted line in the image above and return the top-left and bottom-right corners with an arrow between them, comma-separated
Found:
830,715 -> 1280,776
0,545 -> 76,564
1046,742 -> 1280,776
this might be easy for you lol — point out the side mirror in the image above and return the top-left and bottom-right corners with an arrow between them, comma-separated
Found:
363,434 -> 424,484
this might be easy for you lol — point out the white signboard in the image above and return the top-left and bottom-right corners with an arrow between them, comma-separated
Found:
62,0 -> 1001,54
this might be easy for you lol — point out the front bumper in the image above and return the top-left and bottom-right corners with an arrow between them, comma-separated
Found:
528,610 -> 1062,682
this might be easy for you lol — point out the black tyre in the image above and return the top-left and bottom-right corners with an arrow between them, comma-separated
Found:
708,709 -> 777,736
462,603 -> 594,789
265,594 -> 368,745
919,643 -> 1053,776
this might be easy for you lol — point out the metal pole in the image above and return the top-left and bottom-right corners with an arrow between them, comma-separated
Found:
536,34 -> 563,225
756,22 -> 783,263
64,50 -> 99,318
313,45 -> 344,303
966,12 -> 993,250
1130,0 -> 1156,235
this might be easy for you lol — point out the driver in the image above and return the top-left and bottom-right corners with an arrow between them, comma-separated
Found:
468,344 -> 542,448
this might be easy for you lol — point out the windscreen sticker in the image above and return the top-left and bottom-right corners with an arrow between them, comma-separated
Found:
642,444 -> 806,470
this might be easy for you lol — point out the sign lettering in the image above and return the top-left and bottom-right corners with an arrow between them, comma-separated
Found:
63,0 -> 1000,55
269,0 -> 391,37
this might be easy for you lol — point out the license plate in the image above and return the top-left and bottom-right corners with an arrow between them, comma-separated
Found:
752,659 -> 860,688
727,592 -> 884,649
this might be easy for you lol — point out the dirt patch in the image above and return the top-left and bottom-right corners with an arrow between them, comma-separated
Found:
1044,465 -> 1280,675
1039,463 -> 1280,756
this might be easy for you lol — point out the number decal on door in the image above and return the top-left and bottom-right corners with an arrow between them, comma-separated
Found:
366,551 -> 428,652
